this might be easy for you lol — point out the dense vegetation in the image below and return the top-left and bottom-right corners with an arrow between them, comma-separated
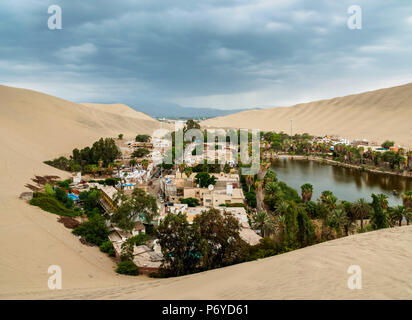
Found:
179,197 -> 200,207
30,192 -> 79,217
157,208 -> 248,277
262,131 -> 411,172
72,215 -> 110,246
135,134 -> 150,142
30,182 -> 80,217
111,188 -> 158,233
194,172 -> 217,188
131,148 -> 150,158
45,137 -> 121,173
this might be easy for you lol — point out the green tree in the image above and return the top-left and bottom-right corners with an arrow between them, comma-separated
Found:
135,134 -> 150,142
193,209 -> 247,270
157,212 -> 199,276
370,193 -> 389,230
402,191 -> 412,209
184,119 -> 200,131
180,197 -> 200,207
353,198 -> 371,229
252,211 -> 275,237
116,260 -> 139,275
129,159 -> 137,168
301,183 -> 313,203
296,205 -> 315,246
194,172 -> 216,188
72,215 -> 110,246
388,205 -> 407,227
132,148 -> 150,158
381,140 -> 394,149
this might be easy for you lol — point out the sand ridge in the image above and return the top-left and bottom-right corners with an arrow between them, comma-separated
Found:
201,82 -> 412,148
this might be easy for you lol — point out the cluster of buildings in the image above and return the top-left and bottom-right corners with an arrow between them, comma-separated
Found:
67,134 -> 262,274
160,171 -> 244,207
159,170 -> 261,246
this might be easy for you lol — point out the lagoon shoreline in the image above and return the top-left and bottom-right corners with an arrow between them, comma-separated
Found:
269,154 -> 412,180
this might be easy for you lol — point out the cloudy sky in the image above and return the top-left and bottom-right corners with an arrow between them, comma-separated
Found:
1,0 -> 412,109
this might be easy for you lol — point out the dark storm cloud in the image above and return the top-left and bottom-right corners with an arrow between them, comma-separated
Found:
1,0 -> 412,108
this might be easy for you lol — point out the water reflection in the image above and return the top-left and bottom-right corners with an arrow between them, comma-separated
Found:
271,159 -> 412,206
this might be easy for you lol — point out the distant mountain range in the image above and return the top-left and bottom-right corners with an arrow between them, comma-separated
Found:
130,102 -> 259,119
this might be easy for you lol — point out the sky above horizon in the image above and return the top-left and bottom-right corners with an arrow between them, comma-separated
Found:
1,0 -> 412,110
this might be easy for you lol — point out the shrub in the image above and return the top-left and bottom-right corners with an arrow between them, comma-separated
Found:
45,184 -> 55,196
99,240 -> 115,257
179,197 -> 200,207
72,215 -> 110,246
135,134 -> 150,142
105,178 -> 117,186
56,180 -> 71,190
132,148 -> 150,158
116,260 -> 139,275
245,191 -> 257,208
30,193 -> 77,217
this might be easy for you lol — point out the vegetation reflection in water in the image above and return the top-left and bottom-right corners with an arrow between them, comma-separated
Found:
271,159 -> 412,207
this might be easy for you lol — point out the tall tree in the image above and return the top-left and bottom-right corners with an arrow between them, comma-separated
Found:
370,193 -> 389,230
301,183 -> 313,203
353,198 -> 371,229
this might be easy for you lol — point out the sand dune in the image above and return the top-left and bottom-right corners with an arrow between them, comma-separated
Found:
201,83 -> 412,148
81,103 -> 155,122
0,85 -> 165,296
1,84 -> 411,300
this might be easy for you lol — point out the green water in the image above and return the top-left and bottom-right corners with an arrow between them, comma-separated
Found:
271,159 -> 412,206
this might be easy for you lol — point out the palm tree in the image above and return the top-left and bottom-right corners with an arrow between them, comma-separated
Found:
353,198 -> 371,229
255,180 -> 265,212
274,200 -> 289,217
252,211 -> 275,237
178,163 -> 185,173
329,207 -> 348,238
376,193 -> 389,210
404,208 -> 412,225
184,166 -> 193,178
129,159 -> 137,168
114,160 -> 122,177
402,191 -> 412,209
319,191 -> 337,211
141,159 -> 149,170
388,206 -> 405,227
245,175 -> 254,192
257,162 -> 270,181
264,181 -> 281,195
274,214 -> 287,242
301,183 -> 313,203
107,163 -> 114,177
90,164 -> 98,178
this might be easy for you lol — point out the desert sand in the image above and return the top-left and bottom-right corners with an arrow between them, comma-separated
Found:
0,84 -> 411,299
201,83 -> 412,148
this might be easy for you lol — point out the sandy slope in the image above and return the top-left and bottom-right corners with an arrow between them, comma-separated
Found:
201,83 -> 412,147
0,85 -> 165,296
1,84 -> 411,300
81,103 -> 155,122
4,226 -> 412,300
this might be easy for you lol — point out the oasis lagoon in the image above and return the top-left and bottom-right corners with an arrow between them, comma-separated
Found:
271,159 -> 412,207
